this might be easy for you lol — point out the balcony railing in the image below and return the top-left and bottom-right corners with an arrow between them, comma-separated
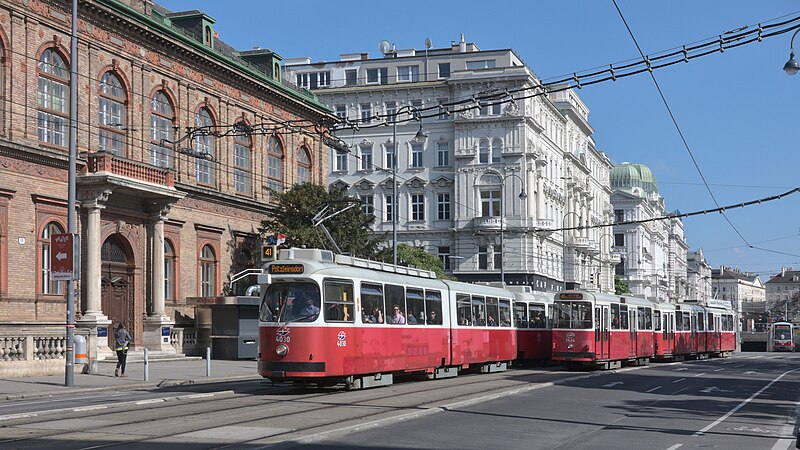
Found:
85,152 -> 174,187
473,216 -> 504,231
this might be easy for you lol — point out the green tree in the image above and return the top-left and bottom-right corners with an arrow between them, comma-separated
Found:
614,276 -> 631,295
259,184 -> 386,258
396,243 -> 455,280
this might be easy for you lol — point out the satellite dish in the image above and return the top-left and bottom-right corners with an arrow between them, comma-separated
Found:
425,37 -> 433,49
379,40 -> 392,54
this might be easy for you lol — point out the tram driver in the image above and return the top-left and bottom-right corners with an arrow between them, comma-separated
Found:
298,294 -> 320,320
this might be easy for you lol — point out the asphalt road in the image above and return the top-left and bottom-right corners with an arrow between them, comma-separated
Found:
0,353 -> 797,450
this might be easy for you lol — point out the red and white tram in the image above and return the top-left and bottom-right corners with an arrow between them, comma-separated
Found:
551,291 -> 655,370
258,248 -> 516,388
510,287 -> 553,362
767,321 -> 795,352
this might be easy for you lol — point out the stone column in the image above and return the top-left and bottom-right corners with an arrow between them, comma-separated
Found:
76,189 -> 113,368
143,204 -> 175,353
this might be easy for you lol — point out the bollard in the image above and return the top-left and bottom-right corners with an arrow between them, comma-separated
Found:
144,348 -> 149,382
206,346 -> 211,377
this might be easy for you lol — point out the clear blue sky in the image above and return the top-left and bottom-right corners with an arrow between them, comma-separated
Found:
161,0 -> 800,278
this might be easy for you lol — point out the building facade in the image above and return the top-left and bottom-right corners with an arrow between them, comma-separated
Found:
764,268 -> 800,320
711,266 -> 765,315
610,163 -> 688,302
686,248 -> 712,302
285,36 -> 614,292
0,0 -> 333,375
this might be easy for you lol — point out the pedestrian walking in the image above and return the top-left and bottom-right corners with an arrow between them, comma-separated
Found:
114,322 -> 132,377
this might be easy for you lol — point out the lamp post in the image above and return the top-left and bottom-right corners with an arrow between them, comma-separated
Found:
391,105 -> 427,265
499,172 -> 527,285
783,28 -> 800,75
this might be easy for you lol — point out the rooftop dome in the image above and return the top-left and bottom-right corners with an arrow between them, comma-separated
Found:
610,162 -> 658,194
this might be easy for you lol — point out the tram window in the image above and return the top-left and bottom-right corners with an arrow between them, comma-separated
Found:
385,284 -> 406,324
486,297 -> 499,327
654,310 -> 661,331
707,313 -> 714,331
697,312 -> 705,331
611,304 -> 621,330
675,313 -> 683,331
682,312 -> 691,331
637,308 -> 645,330
620,305 -> 629,330
499,298 -> 511,327
457,293 -> 471,326
472,295 -> 486,326
261,282 -> 320,323
323,280 -> 354,322
361,283 -> 385,324
529,304 -> 546,329
406,288 -> 425,325
425,290 -> 442,325
514,302 -> 528,328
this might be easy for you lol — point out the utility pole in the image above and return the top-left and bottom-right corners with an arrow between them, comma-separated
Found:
65,0 -> 78,387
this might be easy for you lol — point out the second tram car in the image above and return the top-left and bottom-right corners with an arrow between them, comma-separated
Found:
768,322 -> 795,352
258,248 -> 516,389
510,287 -> 553,362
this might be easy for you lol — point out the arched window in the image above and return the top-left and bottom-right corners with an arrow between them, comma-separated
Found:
491,139 -> 502,163
478,139 -> 489,164
37,49 -> 69,147
479,173 -> 502,218
266,135 -> 284,193
165,239 -> 176,301
150,91 -> 174,168
41,221 -> 65,294
194,108 -> 215,184
98,72 -> 127,155
233,122 -> 251,194
297,146 -> 311,184
199,244 -> 216,297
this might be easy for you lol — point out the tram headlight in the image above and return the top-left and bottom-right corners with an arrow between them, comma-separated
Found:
276,343 -> 289,357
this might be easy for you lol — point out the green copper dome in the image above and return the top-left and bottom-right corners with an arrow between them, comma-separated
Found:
610,162 -> 658,194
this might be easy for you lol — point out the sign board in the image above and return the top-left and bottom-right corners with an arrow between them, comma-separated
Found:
261,245 -> 276,261
51,233 -> 80,281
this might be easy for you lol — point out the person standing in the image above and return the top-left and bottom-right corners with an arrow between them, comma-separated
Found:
114,322 -> 132,377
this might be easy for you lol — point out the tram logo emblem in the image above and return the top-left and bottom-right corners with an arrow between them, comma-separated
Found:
337,331 -> 347,347
566,332 -> 575,343
276,329 -> 291,343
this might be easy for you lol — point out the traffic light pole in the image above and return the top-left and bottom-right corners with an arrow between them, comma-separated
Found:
65,0 -> 77,387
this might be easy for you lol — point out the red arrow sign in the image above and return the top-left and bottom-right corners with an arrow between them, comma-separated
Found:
51,233 -> 78,280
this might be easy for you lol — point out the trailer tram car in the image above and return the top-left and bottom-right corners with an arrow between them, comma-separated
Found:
510,287 -> 553,363
551,291 -> 655,369
701,301 -> 737,357
653,301 -> 676,361
768,322 -> 795,352
258,248 -> 516,389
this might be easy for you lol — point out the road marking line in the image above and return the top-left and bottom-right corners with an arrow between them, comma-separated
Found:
646,386 -> 661,393
135,398 -> 166,405
673,378 -> 686,383
0,413 -> 37,421
694,373 -> 706,377
72,405 -> 108,412
713,368 -> 724,372
666,444 -> 683,450
693,368 -> 799,437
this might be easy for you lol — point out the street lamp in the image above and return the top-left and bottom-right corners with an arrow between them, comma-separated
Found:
784,28 -> 800,75
499,172 -> 527,285
391,105 -> 427,265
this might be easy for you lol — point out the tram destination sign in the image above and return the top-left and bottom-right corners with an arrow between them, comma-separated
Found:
269,264 -> 304,274
51,233 -> 80,281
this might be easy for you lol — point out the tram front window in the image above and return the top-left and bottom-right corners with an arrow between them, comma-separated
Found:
260,282 -> 321,323
552,301 -> 592,329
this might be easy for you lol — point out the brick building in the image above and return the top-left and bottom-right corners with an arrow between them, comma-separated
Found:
0,0 -> 333,375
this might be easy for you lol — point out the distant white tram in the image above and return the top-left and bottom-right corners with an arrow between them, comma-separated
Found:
767,322 -> 795,352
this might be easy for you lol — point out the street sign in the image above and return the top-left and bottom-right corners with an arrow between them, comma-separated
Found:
51,233 -> 80,281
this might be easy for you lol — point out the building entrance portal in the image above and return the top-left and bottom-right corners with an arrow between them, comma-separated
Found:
100,234 -> 134,349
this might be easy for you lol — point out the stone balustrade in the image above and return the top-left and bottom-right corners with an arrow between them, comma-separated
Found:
86,151 -> 174,187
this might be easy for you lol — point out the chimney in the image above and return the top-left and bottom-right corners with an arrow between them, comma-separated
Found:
459,33 -> 466,53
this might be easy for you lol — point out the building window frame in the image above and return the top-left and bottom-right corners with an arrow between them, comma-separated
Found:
98,71 -> 127,156
194,107 -> 215,185
37,48 -> 69,147
411,193 -> 425,221
233,122 -> 252,194
266,135 -> 285,195
150,90 -> 174,168
297,146 -> 312,184
437,193 -> 451,220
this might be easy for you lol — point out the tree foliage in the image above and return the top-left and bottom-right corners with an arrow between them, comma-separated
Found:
259,184 -> 386,259
614,276 -> 631,295
396,243 -> 455,280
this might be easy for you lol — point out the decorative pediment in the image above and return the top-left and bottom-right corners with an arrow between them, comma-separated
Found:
329,180 -> 350,192
359,138 -> 374,148
404,176 -> 428,190
378,177 -> 396,190
431,176 -> 454,189
355,178 -> 375,191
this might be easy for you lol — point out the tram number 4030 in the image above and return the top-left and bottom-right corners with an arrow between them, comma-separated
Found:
275,330 -> 290,343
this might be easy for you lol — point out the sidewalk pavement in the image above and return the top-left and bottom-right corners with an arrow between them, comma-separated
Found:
0,358 -> 261,400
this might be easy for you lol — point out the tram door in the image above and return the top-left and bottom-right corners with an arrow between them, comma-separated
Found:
690,313 -> 698,353
595,306 -> 609,359
664,313 -> 674,355
629,308 -> 637,357
601,306 -> 609,359
714,315 -> 722,351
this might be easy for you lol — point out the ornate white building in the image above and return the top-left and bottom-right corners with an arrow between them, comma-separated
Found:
285,36 -> 614,291
687,249 -> 712,302
610,163 -> 688,302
